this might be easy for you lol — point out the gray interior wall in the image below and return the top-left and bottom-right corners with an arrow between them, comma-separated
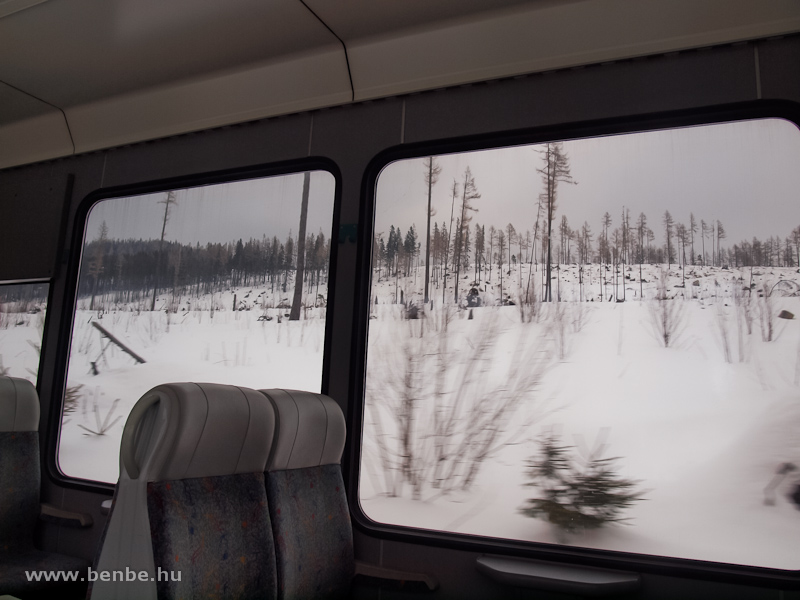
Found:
0,34 -> 798,596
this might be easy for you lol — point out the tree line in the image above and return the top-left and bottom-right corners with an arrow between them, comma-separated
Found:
374,150 -> 800,304
80,227 -> 330,309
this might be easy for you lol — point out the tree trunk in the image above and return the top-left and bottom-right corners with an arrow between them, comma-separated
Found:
289,172 -> 310,320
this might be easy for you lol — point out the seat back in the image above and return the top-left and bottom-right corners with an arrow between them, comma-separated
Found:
260,389 -> 353,600
91,383 -> 278,600
0,376 -> 40,552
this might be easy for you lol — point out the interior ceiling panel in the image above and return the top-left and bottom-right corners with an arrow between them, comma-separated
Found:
0,0 -> 339,107
343,0 -> 800,100
1,0 -> 799,169
301,0 -> 562,41
0,80 -> 54,125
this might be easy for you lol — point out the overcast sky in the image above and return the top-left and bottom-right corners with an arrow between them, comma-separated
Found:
375,118 -> 800,248
85,170 -> 336,246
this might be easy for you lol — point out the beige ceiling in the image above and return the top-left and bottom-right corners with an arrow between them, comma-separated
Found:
1,0 -> 799,168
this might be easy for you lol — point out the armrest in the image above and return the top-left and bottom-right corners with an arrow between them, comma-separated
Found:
40,503 -> 93,528
101,499 -> 113,516
476,555 -> 640,597
355,559 -> 438,591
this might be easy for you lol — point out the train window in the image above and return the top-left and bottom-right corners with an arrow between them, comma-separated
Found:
359,118 -> 800,570
58,170 -> 335,483
0,282 -> 49,385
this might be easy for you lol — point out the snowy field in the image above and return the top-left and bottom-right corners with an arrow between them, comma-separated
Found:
0,301 -> 47,382
360,262 -> 800,570
58,288 -> 326,482
3,260 -> 799,570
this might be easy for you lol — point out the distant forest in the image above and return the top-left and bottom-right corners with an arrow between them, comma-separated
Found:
375,216 -> 800,282
374,151 -> 800,302
79,229 -> 331,307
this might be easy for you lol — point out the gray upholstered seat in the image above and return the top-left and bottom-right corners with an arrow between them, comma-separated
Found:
90,382 -> 279,600
259,389 -> 354,600
0,376 -> 90,599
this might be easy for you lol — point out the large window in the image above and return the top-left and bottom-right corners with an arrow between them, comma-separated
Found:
59,170 -> 336,483
0,282 -> 48,384
360,119 -> 800,570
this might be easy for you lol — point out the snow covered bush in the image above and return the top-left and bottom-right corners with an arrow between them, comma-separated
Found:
365,306 -> 553,500
648,268 -> 685,348
520,433 -> 644,540
757,282 -> 775,342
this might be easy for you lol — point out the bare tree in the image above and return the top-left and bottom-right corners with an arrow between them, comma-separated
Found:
488,225 -> 495,284
700,219 -> 708,266
423,157 -> 442,303
649,268 -> 685,348
537,143 -> 576,302
88,221 -> 109,312
676,223 -> 687,286
152,190 -> 177,311
506,223 -> 516,271
757,282 -> 776,342
290,172 -> 311,320
636,213 -> 647,299
454,167 -> 480,304
497,230 -> 507,301
716,220 -> 727,267
442,181 -> 459,304
600,212 -> 612,301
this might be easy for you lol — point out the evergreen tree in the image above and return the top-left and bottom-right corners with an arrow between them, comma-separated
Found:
521,434 -> 644,536
663,210 -> 674,268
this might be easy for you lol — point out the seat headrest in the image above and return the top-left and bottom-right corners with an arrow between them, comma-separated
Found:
120,383 -> 275,482
0,376 -> 39,432
259,389 -> 345,471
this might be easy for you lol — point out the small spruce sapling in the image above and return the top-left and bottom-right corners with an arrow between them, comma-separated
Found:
520,434 -> 644,538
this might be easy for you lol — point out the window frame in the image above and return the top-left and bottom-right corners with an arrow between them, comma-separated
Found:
46,157 -> 343,492
347,100 -> 800,589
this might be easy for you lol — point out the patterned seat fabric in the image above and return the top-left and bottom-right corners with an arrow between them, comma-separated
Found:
0,376 -> 90,598
260,389 -> 354,600
91,383 -> 278,600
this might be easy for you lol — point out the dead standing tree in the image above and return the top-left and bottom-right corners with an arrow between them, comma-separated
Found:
423,157 -> 442,304
290,172 -> 310,321
453,167 -> 480,304
536,143 -> 575,302
151,190 -> 177,311
442,181 -> 459,304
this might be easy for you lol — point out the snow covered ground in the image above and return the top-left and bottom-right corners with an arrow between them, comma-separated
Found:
360,262 -> 800,570
58,288 -> 326,482
0,303 -> 46,382
3,261 -> 799,570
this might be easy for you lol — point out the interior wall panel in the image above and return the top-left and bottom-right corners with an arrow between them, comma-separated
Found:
403,44 -> 757,144
0,155 -> 103,281
309,98 -> 404,412
99,112 -> 314,189
758,35 -> 800,103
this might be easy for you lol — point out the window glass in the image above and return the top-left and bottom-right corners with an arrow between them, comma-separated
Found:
360,119 -> 800,569
59,171 -> 335,483
0,282 -> 48,384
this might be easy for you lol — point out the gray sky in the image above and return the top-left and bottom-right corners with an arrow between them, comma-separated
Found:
86,170 -> 336,246
375,118 -> 800,248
